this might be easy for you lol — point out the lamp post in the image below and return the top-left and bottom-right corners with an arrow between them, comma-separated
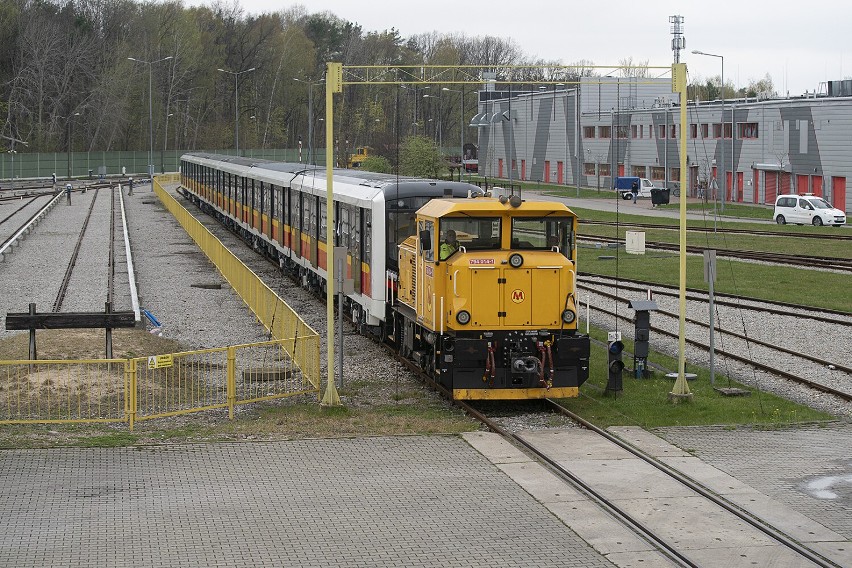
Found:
294,77 -> 324,164
218,67 -> 256,155
128,56 -> 172,177
423,93 -> 442,148
692,49 -> 725,212
442,87 -> 466,164
59,112 -> 81,179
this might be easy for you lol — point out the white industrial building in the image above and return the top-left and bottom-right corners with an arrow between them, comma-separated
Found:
474,77 -> 851,213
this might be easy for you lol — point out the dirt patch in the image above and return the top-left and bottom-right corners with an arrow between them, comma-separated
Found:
0,327 -> 186,361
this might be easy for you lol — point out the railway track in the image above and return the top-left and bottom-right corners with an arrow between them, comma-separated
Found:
581,234 -> 852,272
387,342 -> 841,567
581,219 -> 852,241
53,188 -> 101,312
579,280 -> 852,404
582,273 -> 852,322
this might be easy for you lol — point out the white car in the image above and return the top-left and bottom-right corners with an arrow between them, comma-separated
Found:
773,194 -> 846,227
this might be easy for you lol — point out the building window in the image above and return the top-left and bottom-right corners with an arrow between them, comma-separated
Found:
658,125 -> 666,139
599,125 -> 611,138
599,163 -> 611,176
670,124 -> 677,139
616,125 -> 628,139
713,123 -> 722,138
670,167 -> 680,180
584,162 -> 596,175
583,126 -> 595,138
700,124 -> 709,138
631,125 -> 638,138
640,125 -> 645,138
738,122 -> 758,139
650,166 -> 665,181
689,124 -> 698,138
632,166 -> 645,177
724,123 -> 732,139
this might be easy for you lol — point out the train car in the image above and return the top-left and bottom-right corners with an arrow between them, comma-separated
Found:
393,194 -> 589,400
179,152 -> 482,333
179,153 -> 589,400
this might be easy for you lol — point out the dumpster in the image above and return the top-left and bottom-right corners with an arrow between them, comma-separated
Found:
651,187 -> 670,205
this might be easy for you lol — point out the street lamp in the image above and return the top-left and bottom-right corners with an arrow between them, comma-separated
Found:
423,93 -> 442,147
128,56 -> 173,177
59,112 -> 81,179
441,87 -> 466,166
294,77 -> 325,164
692,49 -> 725,212
218,67 -> 256,155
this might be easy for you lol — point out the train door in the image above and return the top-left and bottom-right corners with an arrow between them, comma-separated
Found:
352,206 -> 363,294
310,195 -> 319,268
296,192 -> 304,258
361,208 -> 372,297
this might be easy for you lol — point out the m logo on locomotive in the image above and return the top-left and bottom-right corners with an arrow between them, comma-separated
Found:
511,289 -> 526,304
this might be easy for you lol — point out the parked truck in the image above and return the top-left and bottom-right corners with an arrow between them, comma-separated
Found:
614,176 -> 657,200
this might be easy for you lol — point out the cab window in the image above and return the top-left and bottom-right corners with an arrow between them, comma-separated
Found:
511,217 -> 574,258
440,217 -> 501,252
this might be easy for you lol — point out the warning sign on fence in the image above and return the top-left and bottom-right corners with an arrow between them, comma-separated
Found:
147,354 -> 174,370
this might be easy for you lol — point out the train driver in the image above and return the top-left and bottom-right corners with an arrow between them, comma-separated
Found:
439,229 -> 459,260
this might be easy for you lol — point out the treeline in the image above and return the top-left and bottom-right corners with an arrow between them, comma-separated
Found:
0,0 -> 773,159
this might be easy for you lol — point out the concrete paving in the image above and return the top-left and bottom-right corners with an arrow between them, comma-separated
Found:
0,436 -> 613,568
463,426 -> 851,568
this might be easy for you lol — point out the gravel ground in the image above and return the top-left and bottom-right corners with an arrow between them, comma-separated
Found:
580,274 -> 852,419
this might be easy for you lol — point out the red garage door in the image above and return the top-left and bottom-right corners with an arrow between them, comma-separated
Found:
764,171 -> 778,203
812,176 -> 823,197
797,175 -> 809,194
832,177 -> 846,213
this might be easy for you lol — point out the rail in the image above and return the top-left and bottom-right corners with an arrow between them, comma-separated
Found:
0,191 -> 63,259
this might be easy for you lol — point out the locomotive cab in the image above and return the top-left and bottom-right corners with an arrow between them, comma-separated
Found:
395,196 -> 590,400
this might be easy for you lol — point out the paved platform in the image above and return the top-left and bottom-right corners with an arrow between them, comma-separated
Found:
0,436 -> 612,568
2,425 -> 850,567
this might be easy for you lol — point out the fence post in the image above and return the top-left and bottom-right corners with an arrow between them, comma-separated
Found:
227,346 -> 236,419
126,358 -> 137,430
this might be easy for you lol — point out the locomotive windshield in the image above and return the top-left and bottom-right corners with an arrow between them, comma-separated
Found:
511,217 -> 574,257
440,217 -> 502,251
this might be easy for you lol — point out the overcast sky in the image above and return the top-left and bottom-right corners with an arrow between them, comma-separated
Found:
199,0 -> 848,96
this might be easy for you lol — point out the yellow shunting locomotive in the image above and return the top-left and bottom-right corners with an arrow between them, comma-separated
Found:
392,194 -> 589,400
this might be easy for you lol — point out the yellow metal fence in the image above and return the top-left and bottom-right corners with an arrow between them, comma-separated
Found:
0,175 -> 321,429
0,337 -> 318,429
153,176 -> 320,388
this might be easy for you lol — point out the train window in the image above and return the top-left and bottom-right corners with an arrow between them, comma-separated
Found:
441,217 -> 501,251
512,217 -> 574,257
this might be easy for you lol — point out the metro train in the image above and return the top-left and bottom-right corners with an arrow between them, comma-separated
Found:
179,152 -> 589,400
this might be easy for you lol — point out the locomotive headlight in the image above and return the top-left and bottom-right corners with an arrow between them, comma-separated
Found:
508,253 -> 524,268
561,309 -> 576,324
456,310 -> 471,325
